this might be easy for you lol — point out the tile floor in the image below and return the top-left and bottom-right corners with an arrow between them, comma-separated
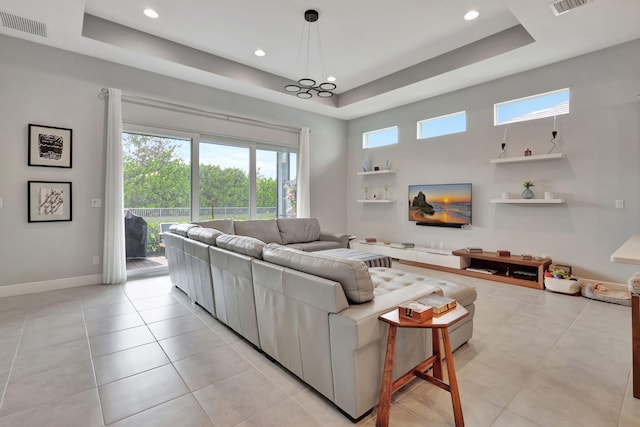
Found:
0,264 -> 639,426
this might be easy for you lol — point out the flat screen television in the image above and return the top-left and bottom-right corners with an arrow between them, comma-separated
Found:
408,183 -> 472,228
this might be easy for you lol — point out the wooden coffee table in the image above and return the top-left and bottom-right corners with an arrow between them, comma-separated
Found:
376,305 -> 469,427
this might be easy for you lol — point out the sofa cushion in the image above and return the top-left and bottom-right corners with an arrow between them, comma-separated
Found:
286,241 -> 343,252
195,219 -> 235,235
276,218 -> 321,244
216,234 -> 265,259
187,227 -> 223,245
262,244 -> 374,303
170,223 -> 199,237
234,220 -> 283,244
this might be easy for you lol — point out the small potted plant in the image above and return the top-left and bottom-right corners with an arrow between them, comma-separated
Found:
521,180 -> 535,199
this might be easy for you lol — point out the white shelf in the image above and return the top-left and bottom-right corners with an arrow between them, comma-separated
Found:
356,199 -> 396,203
490,153 -> 564,164
357,169 -> 396,176
491,198 -> 565,204
611,234 -> 640,265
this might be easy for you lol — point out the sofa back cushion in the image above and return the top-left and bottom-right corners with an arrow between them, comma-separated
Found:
262,244 -> 374,303
170,223 -> 199,237
277,218 -> 321,244
233,219 -> 283,244
216,234 -> 266,259
187,227 -> 223,245
195,219 -> 235,235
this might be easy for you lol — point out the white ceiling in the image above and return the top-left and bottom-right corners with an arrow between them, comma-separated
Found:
1,0 -> 639,119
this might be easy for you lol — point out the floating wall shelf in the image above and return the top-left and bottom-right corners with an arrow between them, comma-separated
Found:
356,170 -> 396,176
357,199 -> 396,204
490,198 -> 565,204
490,153 -> 564,164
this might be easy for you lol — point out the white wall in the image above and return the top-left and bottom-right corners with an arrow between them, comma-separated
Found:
346,39 -> 640,283
0,35 -> 347,288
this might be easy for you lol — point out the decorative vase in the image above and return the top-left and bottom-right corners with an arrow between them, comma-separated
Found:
384,160 -> 391,170
363,156 -> 372,172
521,187 -> 534,199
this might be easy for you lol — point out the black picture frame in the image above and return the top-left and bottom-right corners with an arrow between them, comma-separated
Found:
28,124 -> 73,168
28,181 -> 72,222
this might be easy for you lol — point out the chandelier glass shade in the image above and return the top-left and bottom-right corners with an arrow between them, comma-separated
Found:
284,9 -> 336,99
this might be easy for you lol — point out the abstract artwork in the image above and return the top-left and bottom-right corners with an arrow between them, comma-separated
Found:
28,124 -> 72,168
28,181 -> 72,222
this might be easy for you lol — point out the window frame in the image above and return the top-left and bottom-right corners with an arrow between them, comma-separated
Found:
362,126 -> 399,149
416,110 -> 467,140
494,88 -> 570,126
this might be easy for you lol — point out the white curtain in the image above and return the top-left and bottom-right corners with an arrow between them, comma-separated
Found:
102,88 -> 127,284
296,128 -> 311,218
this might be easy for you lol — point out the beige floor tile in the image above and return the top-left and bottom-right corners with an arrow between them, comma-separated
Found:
131,294 -> 179,312
0,389 -> 103,427
292,388 -> 373,426
138,303 -> 191,324
85,311 -> 145,337
619,373 -> 640,427
255,358 -> 309,396
158,328 -> 226,361
108,394 -> 214,427
490,409 -> 544,427
506,372 -> 620,427
83,301 -> 136,322
0,360 -> 96,416
174,345 -> 252,391
237,398 -> 321,427
148,313 -> 206,340
18,323 -> 87,352
89,325 -> 155,358
99,364 -> 189,425
194,369 -> 288,426
12,338 -> 90,380
81,292 -> 129,309
94,342 -> 170,385
22,310 -> 84,333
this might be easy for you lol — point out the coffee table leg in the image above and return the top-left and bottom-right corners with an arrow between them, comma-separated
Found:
442,329 -> 464,427
376,324 -> 397,427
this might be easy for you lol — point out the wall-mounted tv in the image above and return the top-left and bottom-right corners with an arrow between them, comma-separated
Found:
408,183 -> 472,228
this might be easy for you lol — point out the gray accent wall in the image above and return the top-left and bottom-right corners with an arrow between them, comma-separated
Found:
0,35 -> 346,288
346,39 -> 640,283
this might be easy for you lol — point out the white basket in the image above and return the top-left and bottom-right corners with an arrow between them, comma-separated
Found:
579,278 -> 631,306
544,277 -> 581,295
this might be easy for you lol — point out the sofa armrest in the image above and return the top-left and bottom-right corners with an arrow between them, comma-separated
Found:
319,232 -> 349,248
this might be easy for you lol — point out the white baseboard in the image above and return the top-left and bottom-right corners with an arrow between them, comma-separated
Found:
0,274 -> 104,298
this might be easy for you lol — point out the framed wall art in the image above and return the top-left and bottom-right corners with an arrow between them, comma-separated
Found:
28,124 -> 73,168
28,181 -> 72,222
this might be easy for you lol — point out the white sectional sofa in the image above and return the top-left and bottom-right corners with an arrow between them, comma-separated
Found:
165,218 -> 477,420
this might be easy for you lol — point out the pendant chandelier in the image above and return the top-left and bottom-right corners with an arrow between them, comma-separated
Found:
284,9 -> 336,99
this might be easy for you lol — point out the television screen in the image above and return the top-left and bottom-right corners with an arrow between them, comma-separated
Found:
408,183 -> 472,228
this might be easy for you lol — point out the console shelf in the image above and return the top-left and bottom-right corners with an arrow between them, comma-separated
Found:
357,199 -> 395,203
490,153 -> 564,164
451,249 -> 551,289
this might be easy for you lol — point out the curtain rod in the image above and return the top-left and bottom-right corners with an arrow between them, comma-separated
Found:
101,88 -> 302,134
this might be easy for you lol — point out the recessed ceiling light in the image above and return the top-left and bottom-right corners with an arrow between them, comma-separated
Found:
327,76 -> 336,82
464,10 -> 479,21
254,49 -> 266,57
143,8 -> 159,19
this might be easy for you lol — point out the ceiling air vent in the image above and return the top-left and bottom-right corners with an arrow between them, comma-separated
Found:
0,11 -> 47,37
550,0 -> 592,16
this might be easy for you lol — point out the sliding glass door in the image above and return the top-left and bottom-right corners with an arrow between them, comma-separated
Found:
198,143 -> 250,220
122,129 -> 297,274
122,131 -> 191,273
